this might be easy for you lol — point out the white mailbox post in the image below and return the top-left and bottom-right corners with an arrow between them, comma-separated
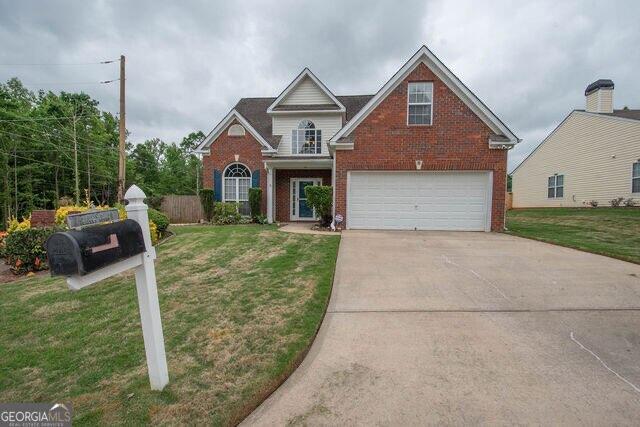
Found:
65,185 -> 169,390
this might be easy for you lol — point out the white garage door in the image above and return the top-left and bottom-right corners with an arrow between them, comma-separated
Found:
347,171 -> 492,231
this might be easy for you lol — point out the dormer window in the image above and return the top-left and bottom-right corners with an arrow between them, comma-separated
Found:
292,120 -> 322,154
407,82 -> 433,125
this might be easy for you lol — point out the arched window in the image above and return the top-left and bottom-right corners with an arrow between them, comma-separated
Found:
223,163 -> 251,215
298,120 -> 315,130
228,124 -> 245,136
292,120 -> 321,154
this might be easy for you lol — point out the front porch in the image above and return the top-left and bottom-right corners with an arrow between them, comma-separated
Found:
264,158 -> 333,223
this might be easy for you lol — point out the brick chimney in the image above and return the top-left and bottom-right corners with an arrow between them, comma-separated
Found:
585,79 -> 614,113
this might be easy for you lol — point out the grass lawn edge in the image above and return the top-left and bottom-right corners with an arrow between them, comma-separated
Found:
502,229 -> 640,265
230,235 -> 341,426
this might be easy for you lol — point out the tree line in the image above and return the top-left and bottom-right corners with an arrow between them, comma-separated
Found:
0,77 -> 203,222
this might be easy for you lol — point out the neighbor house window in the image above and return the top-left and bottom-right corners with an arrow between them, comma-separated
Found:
548,174 -> 564,198
223,163 -> 251,215
633,162 -> 640,193
292,120 -> 321,154
407,82 -> 433,125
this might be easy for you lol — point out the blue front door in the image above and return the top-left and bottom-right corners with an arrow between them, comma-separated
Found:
291,178 -> 320,220
298,180 -> 315,218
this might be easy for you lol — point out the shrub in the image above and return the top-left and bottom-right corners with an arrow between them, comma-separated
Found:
212,202 -> 241,224
248,187 -> 262,220
610,197 -> 624,207
588,200 -> 599,208
254,214 -> 268,224
149,220 -> 159,245
199,189 -> 215,222
0,231 -> 7,259
5,228 -> 55,274
56,204 -> 114,225
624,198 -> 635,207
148,208 -> 170,235
305,185 -> 333,227
7,216 -> 31,233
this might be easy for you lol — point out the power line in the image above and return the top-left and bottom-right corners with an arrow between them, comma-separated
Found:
17,80 -> 118,86
0,115 -> 92,122
0,60 -> 119,66
0,124 -> 167,171
0,149 -> 115,181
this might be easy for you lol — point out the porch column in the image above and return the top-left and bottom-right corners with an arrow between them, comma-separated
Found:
266,166 -> 274,223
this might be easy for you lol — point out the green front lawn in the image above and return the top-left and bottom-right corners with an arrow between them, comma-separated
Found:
0,225 -> 340,426
506,207 -> 640,264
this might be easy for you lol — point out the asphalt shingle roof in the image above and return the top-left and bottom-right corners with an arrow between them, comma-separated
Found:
576,108 -> 640,122
232,95 -> 374,148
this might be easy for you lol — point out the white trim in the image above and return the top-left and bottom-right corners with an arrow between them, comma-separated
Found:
632,161 -> 640,194
222,163 -> 252,210
290,177 -> 322,221
328,142 -> 354,152
547,173 -> 565,199
486,171 -> 494,232
345,170 -> 493,232
268,68 -> 346,114
195,109 -> 276,154
332,155 -> 337,217
330,45 -> 518,146
266,166 -> 274,223
406,81 -> 433,126
269,109 -> 343,115
263,158 -> 333,169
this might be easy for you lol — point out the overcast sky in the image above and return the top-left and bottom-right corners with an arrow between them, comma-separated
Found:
1,0 -> 638,170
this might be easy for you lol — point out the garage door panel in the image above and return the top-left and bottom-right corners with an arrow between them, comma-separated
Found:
348,172 -> 490,231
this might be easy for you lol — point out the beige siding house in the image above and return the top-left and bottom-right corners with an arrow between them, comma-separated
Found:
512,80 -> 640,207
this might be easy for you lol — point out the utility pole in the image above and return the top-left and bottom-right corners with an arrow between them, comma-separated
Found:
86,144 -> 91,202
117,54 -> 126,202
73,114 -> 80,205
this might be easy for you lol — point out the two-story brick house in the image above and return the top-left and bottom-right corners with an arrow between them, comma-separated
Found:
197,45 -> 518,231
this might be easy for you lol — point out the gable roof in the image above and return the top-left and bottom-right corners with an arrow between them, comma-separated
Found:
510,108 -> 640,174
267,68 -> 346,114
198,95 -> 374,152
329,45 -> 519,147
195,108 -> 276,154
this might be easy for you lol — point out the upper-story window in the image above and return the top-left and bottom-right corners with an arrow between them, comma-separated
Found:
292,120 -> 322,154
633,161 -> 640,193
408,82 -> 433,125
548,174 -> 564,198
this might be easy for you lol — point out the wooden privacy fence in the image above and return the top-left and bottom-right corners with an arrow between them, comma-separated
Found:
160,195 -> 203,223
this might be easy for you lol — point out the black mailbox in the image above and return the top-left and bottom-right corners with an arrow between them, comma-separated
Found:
45,219 -> 146,276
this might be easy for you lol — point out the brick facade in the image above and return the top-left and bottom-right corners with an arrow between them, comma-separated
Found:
202,120 -> 267,213
334,63 -> 508,231
274,169 -> 332,222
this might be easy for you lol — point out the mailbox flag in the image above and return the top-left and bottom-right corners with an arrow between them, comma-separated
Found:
251,170 -> 260,188
213,169 -> 222,202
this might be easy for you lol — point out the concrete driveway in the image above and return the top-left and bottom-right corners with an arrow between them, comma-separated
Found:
243,231 -> 640,425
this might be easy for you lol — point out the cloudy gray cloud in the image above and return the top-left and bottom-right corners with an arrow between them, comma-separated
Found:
1,0 -> 638,170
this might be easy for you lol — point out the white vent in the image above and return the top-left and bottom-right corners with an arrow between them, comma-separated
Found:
228,124 -> 246,136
